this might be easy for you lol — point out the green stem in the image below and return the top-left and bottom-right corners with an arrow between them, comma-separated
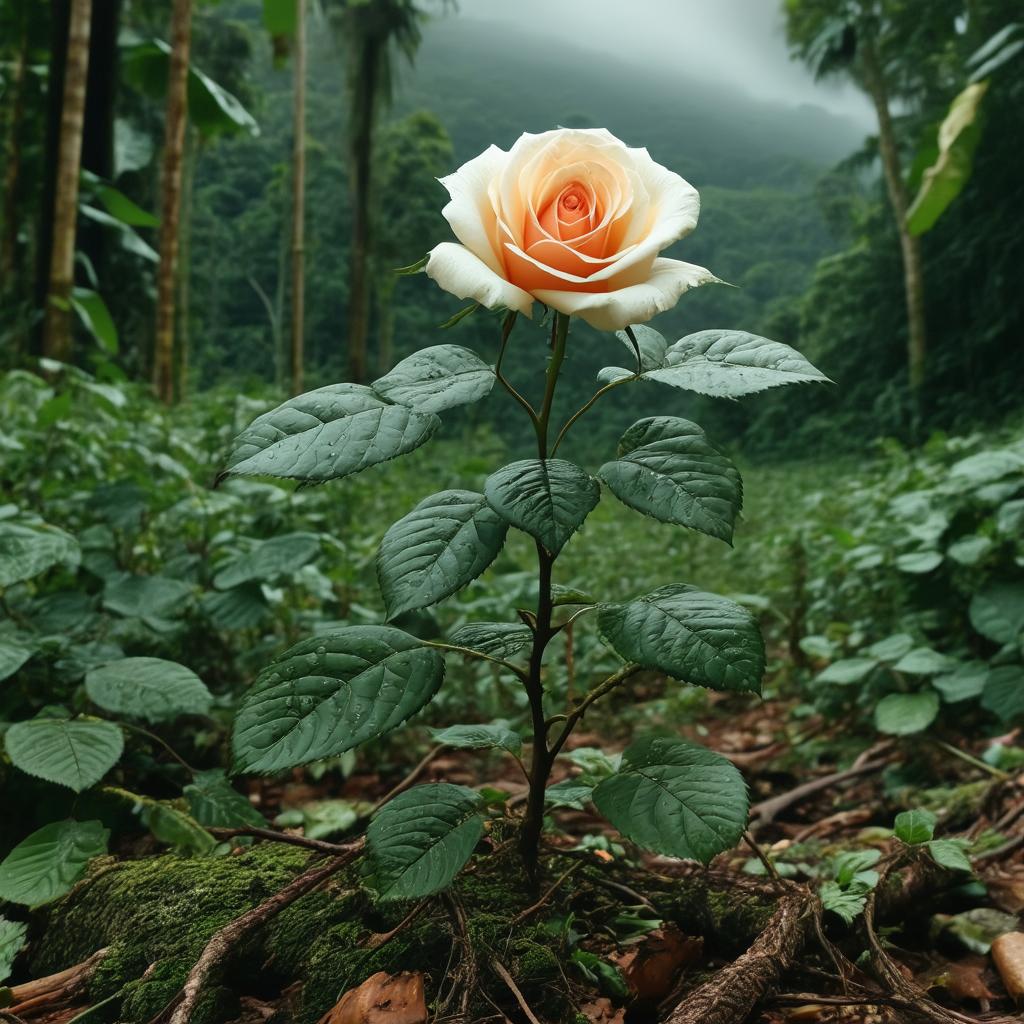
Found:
550,374 -> 634,457
548,662 -> 641,761
494,311 -> 539,428
422,640 -> 528,682
519,312 -> 570,883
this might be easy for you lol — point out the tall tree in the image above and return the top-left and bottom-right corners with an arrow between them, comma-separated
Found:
784,0 -> 953,409
333,0 -> 428,383
291,0 -> 307,395
40,0 -> 92,362
0,6 -> 29,288
152,0 -> 193,403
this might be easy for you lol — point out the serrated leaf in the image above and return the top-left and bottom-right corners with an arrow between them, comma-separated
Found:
820,880 -> 872,924
139,801 -> 216,854
0,820 -> 109,906
981,665 -> 1024,723
5,718 -> 123,792
894,808 -> 937,844
598,585 -> 765,694
447,621 -> 532,658
221,384 -> 439,482
185,769 -> 265,828
599,417 -> 741,543
874,691 -> 940,735
970,584 -> 1024,644
484,459 -> 600,555
0,916 -> 27,982
367,783 -> 484,900
637,330 -> 830,398
429,723 -> 522,755
0,522 -> 80,587
816,657 -> 878,685
378,490 -> 508,619
592,736 -> 748,863
373,345 -> 495,413
85,657 -> 212,723
928,838 -> 973,873
614,325 -> 668,372
214,532 -> 322,589
232,626 -> 444,774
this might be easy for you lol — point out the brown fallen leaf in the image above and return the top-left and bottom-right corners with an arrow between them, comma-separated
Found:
941,958 -> 996,1003
613,924 -> 702,1004
992,931 -> 1024,1004
317,971 -> 427,1024
579,997 -> 625,1023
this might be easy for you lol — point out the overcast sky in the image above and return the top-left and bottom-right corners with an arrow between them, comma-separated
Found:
456,0 -> 875,126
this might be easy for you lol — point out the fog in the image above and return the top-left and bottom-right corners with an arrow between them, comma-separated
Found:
456,0 -> 875,127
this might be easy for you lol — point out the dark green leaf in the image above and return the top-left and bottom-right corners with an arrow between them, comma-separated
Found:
0,916 -> 27,982
373,345 -> 495,414
367,783 -> 484,900
185,769 -> 265,828
928,839 -> 973,873
69,288 -> 118,353
592,736 -> 748,863
214,532 -> 322,589
232,627 -> 445,774
894,808 -> 936,845
448,622 -> 532,658
484,459 -> 600,555
598,584 -> 765,694
378,490 -> 507,619
85,657 -> 212,722
981,666 -> 1024,723
429,723 -> 522,755
599,417 -> 742,543
970,584 -> 1024,644
0,523 -> 79,587
5,718 -> 123,792
0,820 -> 109,906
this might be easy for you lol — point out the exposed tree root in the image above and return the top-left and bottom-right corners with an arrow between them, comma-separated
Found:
4,949 -> 108,1020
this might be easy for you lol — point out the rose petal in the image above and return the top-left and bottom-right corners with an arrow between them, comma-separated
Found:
439,144 -> 506,274
425,242 -> 534,317
532,258 -> 717,331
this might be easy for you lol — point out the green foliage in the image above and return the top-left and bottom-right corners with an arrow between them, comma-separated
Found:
0,917 -> 27,983
365,783 -> 485,900
592,736 -> 749,863
893,808 -> 937,844
0,820 -> 109,906
429,723 -> 523,756
85,657 -> 212,722
373,345 -> 496,413
231,627 -> 446,773
5,717 -> 124,792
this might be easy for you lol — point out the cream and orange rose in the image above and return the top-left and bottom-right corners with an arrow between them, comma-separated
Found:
425,127 -> 716,331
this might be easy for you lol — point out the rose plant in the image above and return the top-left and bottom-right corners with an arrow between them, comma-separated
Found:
226,127 -> 830,895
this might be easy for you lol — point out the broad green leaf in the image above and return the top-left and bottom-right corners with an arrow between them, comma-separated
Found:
0,522 -> 79,587
5,718 -> 123,792
592,736 -> 748,863
981,666 -> 1024,723
599,417 -> 742,543
0,916 -> 27,982
447,622 -> 532,658
140,801 -> 216,854
85,657 -> 212,723
614,325 -> 668,372
232,626 -> 445,774
79,205 -> 158,262
484,459 -> 600,555
221,384 -> 439,483
928,839 -> 973,873
970,584 -> 1024,644
997,500 -> 1024,536
0,820 -> 109,906
947,535 -> 993,566
894,808 -> 937,845
97,184 -> 159,227
906,82 -> 987,236
373,345 -> 495,414
70,287 -> 118,354
866,634 -> 915,662
185,769 -> 265,828
816,657 -> 878,685
377,490 -> 508,619
214,532 -> 322,589
429,723 -> 522,756
892,648 -> 956,676
201,585 -> 268,631
636,330 -> 830,398
874,691 -> 940,736
598,585 -> 765,694
820,880 -> 872,924
103,574 -> 192,626
950,450 -> 1024,486
933,661 -> 989,703
799,635 -> 834,660
895,551 -> 943,574
544,779 -> 594,810
0,639 -> 34,682
833,849 -> 881,886
367,783 -> 484,900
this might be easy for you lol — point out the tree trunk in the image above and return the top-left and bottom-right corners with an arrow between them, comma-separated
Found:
41,0 -> 92,363
0,22 -> 29,290
152,0 -> 193,404
346,46 -> 380,385
860,38 -> 928,412
290,0 -> 307,396
175,129 -> 197,402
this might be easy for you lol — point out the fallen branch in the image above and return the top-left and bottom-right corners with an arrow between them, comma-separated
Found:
151,841 -> 363,1024
207,825 -> 354,856
491,960 -> 542,1024
6,949 -> 108,1018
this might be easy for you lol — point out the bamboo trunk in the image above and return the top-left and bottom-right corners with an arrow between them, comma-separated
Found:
41,0 -> 93,363
152,0 -> 193,404
0,23 -> 29,288
290,0 -> 307,396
